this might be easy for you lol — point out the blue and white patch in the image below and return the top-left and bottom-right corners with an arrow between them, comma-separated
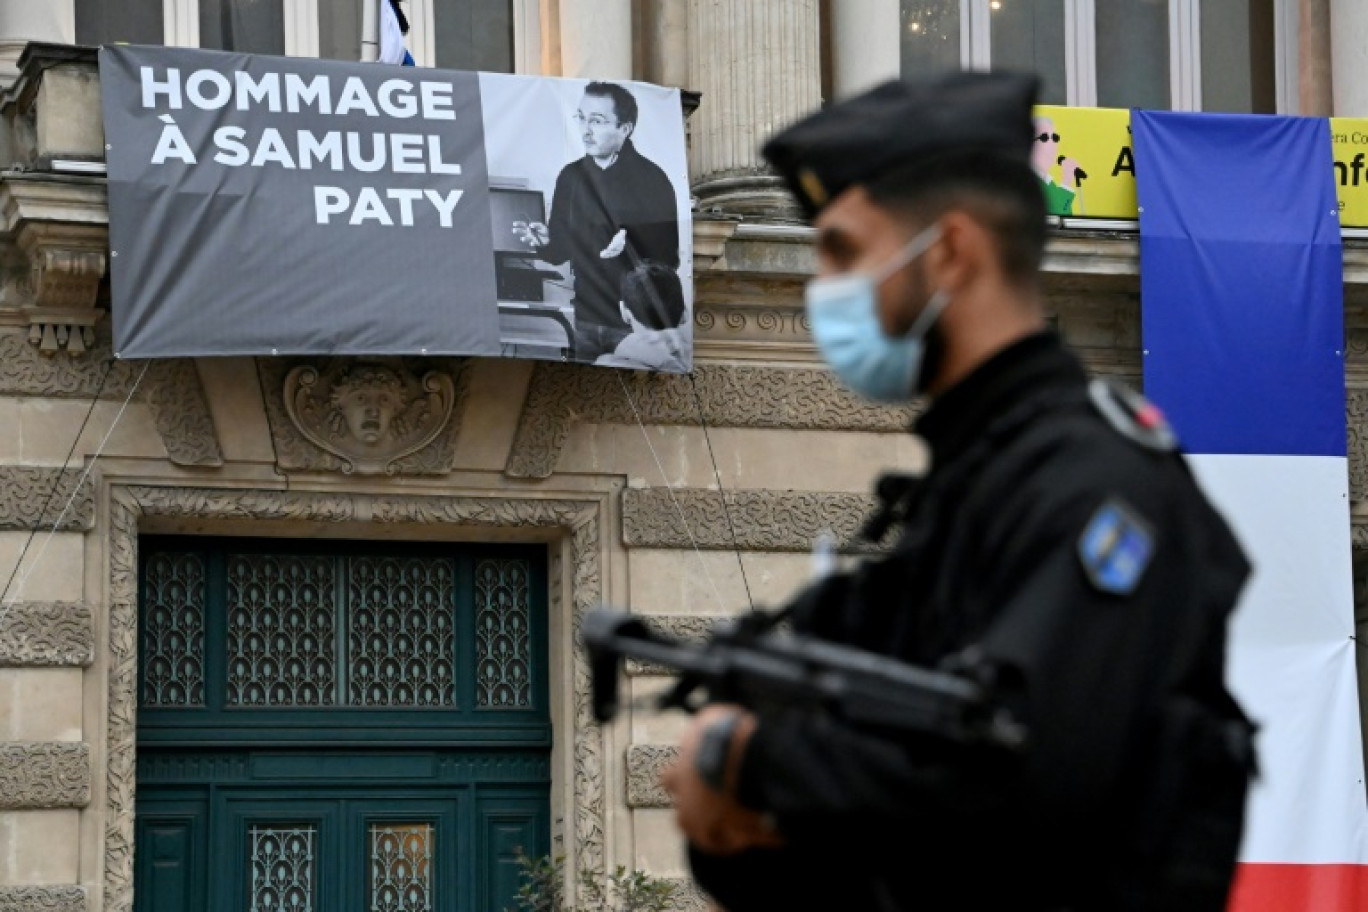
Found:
1077,499 -> 1155,596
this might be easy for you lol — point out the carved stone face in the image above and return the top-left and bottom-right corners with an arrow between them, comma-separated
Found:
338,386 -> 398,444
330,366 -> 405,446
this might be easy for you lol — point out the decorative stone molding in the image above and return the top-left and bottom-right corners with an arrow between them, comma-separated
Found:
283,360 -> 459,474
0,887 -> 87,912
622,488 -> 878,552
1350,389 -> 1368,503
507,362 -> 913,479
661,878 -> 712,912
0,467 -> 94,531
258,357 -> 470,475
142,360 -> 224,467
626,614 -> 728,676
626,744 -> 677,808
0,601 -> 94,667
0,742 -> 91,809
106,486 -> 606,912
0,333 -> 137,398
0,177 -> 110,356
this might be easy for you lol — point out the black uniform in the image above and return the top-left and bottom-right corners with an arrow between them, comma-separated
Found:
538,139 -> 680,362
690,333 -> 1254,911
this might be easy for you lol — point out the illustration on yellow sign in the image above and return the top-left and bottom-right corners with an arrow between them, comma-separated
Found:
1031,106 -> 1136,219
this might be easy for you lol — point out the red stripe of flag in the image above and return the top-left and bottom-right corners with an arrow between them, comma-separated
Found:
1228,863 -> 1368,912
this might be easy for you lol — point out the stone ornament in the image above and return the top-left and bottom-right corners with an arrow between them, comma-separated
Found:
0,742 -> 91,809
0,601 -> 94,667
0,887 -> 87,912
283,360 -> 457,474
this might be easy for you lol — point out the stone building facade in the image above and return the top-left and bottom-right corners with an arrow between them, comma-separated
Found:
0,2 -> 1366,911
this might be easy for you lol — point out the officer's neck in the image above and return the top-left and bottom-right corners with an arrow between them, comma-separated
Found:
924,283 -> 1048,399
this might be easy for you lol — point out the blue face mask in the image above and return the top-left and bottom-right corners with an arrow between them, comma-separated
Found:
805,226 -> 950,402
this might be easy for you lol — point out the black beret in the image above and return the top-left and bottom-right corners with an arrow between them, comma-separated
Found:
761,71 -> 1039,218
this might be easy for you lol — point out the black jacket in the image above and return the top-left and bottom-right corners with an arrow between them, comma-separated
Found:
693,333 -> 1252,911
539,139 -> 679,327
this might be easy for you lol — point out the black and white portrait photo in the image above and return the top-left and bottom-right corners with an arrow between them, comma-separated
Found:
479,73 -> 693,371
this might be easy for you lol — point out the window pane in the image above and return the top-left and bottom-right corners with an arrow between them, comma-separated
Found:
347,556 -> 457,708
475,558 -> 532,709
1096,0 -> 1169,109
1201,0 -> 1277,113
249,825 -> 316,912
141,551 -> 207,708
435,0 -> 515,72
199,0 -> 285,55
371,823 -> 434,912
320,0 -> 364,61
75,0 -> 163,45
227,553 -> 338,707
900,1 -> 962,78
989,0 -> 1066,105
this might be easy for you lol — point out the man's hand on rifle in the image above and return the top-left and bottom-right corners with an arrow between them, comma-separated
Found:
662,704 -> 785,856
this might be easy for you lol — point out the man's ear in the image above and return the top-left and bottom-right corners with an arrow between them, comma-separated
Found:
927,210 -> 985,295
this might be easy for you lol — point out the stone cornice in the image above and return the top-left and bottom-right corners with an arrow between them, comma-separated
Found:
0,742 -> 91,809
0,601 -> 94,667
621,487 -> 878,552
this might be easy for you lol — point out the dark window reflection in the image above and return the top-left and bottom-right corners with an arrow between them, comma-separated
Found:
990,0 -> 1066,106
1096,0 -> 1169,110
76,0 -> 164,45
320,0 -> 364,61
1201,0 -> 1277,113
435,0 -> 514,72
199,0 -> 285,55
899,0 -> 961,79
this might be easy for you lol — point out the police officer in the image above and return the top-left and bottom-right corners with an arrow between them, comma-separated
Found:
660,72 -> 1255,911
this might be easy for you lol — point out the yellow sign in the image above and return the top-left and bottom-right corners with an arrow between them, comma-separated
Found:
1032,106 -> 1136,219
1032,107 -> 1368,228
1330,119 -> 1368,227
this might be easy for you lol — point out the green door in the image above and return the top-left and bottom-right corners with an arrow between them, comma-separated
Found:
134,538 -> 551,912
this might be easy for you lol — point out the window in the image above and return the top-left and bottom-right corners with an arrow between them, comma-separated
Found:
899,0 -> 1284,113
74,0 -> 522,72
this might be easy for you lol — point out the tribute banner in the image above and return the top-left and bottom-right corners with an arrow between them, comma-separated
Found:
101,45 -> 693,371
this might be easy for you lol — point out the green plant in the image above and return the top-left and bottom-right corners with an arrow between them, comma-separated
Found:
508,851 -> 680,912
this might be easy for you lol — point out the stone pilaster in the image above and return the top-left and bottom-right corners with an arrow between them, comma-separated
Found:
830,0 -> 900,99
687,0 -> 821,217
558,0 -> 633,79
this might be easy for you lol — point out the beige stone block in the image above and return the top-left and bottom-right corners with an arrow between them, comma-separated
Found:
450,360 -> 534,472
18,398 -> 165,465
630,678 -> 690,744
0,670 -> 82,741
0,534 -> 85,603
558,425 -> 924,492
632,808 -> 688,877
0,400 -> 19,463
0,809 -> 80,884
37,67 -> 104,158
195,358 -> 276,463
626,550 -> 819,616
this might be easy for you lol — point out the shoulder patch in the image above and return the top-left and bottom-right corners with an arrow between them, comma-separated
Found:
1078,498 -> 1155,596
1088,379 -> 1178,452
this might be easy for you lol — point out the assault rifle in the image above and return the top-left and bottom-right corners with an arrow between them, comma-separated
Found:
583,608 -> 1027,751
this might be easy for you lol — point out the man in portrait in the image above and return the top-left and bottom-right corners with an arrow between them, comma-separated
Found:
513,81 -> 681,363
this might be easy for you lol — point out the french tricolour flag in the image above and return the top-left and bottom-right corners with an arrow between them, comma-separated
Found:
1136,110 -> 1368,910
380,0 -> 415,66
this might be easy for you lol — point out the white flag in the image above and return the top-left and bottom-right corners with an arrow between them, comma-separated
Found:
378,0 -> 414,66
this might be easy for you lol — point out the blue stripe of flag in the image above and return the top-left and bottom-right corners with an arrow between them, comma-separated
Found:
1135,110 -> 1345,458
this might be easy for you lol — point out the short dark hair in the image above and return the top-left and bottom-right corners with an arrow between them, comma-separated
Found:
621,261 -> 685,330
863,151 -> 1047,286
585,81 -> 639,128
